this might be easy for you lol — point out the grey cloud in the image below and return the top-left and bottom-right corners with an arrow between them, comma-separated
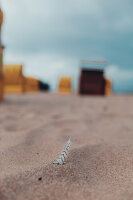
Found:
1,0 -> 133,92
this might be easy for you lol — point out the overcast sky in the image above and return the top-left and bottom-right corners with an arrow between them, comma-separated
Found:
1,0 -> 133,92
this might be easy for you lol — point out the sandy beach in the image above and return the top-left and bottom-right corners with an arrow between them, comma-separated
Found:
0,93 -> 133,200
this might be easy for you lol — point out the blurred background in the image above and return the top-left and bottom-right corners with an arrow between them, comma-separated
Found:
1,0 -> 133,93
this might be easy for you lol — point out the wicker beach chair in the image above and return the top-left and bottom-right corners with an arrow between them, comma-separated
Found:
24,77 -> 39,92
105,78 -> 112,95
4,65 -> 25,93
58,77 -> 72,94
79,69 -> 106,95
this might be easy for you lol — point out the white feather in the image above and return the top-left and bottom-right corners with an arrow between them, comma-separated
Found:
53,138 -> 71,165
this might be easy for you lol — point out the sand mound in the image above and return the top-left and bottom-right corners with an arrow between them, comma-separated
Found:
1,144 -> 133,200
1,94 -> 133,200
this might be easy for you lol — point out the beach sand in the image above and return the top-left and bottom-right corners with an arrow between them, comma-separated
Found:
0,93 -> 133,200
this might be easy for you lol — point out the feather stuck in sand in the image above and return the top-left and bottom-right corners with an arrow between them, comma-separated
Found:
53,138 -> 71,165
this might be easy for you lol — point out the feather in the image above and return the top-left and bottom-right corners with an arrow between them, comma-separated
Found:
53,138 -> 71,165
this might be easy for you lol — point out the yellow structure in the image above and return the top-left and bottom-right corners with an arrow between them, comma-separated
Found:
105,78 -> 112,95
4,65 -> 25,93
0,8 -> 4,102
0,9 -> 3,26
24,77 -> 39,92
58,77 -> 72,94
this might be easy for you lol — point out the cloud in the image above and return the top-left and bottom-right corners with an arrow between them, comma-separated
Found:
106,65 -> 133,80
2,0 -> 133,54
1,0 -> 133,92
105,65 -> 133,93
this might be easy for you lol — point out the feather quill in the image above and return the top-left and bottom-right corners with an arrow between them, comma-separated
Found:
53,138 -> 71,165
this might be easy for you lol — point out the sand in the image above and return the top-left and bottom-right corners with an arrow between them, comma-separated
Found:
0,93 -> 133,200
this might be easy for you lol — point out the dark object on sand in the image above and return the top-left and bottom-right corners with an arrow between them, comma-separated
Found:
38,177 -> 42,181
79,68 -> 106,95
39,81 -> 50,91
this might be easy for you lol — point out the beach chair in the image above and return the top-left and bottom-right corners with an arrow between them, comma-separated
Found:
4,65 -> 25,93
58,77 -> 72,94
24,77 -> 39,92
105,78 -> 112,95
79,68 -> 106,95
0,8 -> 3,27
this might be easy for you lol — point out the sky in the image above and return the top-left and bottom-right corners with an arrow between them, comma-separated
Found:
1,0 -> 133,92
